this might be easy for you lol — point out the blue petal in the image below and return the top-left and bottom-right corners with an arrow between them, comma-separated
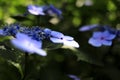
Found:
88,38 -> 102,47
44,28 -> 52,37
49,5 -> 62,15
50,37 -> 63,43
106,34 -> 116,40
28,5 -> 45,15
50,31 -> 64,38
93,31 -> 102,38
102,31 -> 116,40
44,28 -> 52,34
102,40 -> 112,46
79,24 -> 99,32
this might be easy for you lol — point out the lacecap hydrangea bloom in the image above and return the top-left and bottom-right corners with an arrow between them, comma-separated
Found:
88,30 -> 116,47
0,24 -> 79,56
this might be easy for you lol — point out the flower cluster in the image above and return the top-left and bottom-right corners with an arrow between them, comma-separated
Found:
0,24 -> 79,56
79,24 -> 117,47
27,4 -> 62,18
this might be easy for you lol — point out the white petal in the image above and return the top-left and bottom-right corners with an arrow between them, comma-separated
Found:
63,40 -> 79,48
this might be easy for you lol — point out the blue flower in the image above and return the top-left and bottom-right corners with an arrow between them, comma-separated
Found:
0,29 -> 4,35
79,24 -> 99,32
27,4 -> 62,18
50,31 -> 79,48
44,4 -> 62,18
27,5 -> 45,15
68,74 -> 80,80
88,30 -> 116,47
11,33 -> 47,56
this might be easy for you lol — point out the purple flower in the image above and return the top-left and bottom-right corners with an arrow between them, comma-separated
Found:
50,31 -> 79,48
88,30 -> 116,47
11,33 -> 47,56
79,24 -> 99,32
68,74 -> 80,80
27,5 -> 45,15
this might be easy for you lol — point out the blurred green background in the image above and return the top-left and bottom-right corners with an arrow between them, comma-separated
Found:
0,0 -> 120,80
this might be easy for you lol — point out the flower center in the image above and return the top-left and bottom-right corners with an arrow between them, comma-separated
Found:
100,36 -> 105,40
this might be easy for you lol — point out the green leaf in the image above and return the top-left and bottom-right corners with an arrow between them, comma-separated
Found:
75,49 -> 104,66
0,58 -> 21,80
8,61 -> 23,79
0,36 -> 13,42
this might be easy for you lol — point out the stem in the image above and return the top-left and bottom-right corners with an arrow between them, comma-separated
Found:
36,15 -> 40,25
22,52 -> 28,80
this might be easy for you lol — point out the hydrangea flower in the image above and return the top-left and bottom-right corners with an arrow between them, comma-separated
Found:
0,29 -> 4,35
11,33 -> 47,56
0,24 -> 79,56
88,30 -> 116,47
44,4 -> 62,18
27,4 -> 62,18
27,5 -> 45,15
68,74 -> 80,80
50,31 -> 79,48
